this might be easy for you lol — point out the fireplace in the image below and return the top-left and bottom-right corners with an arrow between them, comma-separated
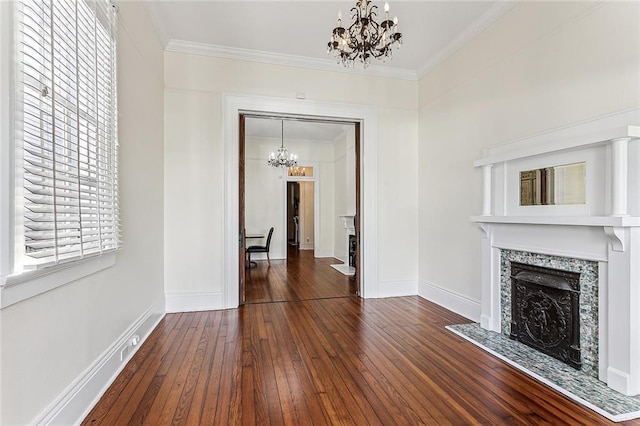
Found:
471,111 -> 640,395
509,262 -> 581,369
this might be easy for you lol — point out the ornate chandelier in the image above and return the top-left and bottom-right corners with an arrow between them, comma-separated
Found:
327,0 -> 402,68
268,120 -> 297,168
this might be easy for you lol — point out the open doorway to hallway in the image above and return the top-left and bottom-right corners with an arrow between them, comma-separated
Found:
241,116 -> 360,303
287,179 -> 314,250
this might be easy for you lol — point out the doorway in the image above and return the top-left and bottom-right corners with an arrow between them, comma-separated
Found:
287,179 -> 314,250
223,94 -> 378,309
240,115 -> 360,304
287,182 -> 300,248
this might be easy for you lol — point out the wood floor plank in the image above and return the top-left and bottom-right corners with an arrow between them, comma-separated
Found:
198,311 -> 236,424
269,302 -> 330,425
284,302 -> 361,424
83,314 -> 184,425
140,312 -> 204,425
312,301 -> 460,425
83,254 -> 640,426
182,312 -> 223,425
168,312 -> 211,425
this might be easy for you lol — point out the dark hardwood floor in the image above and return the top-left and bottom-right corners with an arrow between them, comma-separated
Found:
83,292 -> 639,425
245,246 -> 357,303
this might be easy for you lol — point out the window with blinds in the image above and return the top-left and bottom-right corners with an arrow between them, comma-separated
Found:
17,0 -> 119,268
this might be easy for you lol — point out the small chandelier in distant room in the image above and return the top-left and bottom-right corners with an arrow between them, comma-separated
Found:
327,0 -> 402,68
268,120 -> 298,168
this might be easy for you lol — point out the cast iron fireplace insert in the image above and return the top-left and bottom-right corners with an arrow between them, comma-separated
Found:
509,262 -> 582,369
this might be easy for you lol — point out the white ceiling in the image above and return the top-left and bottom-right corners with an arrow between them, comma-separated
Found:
145,1 -> 515,139
145,0 -> 515,78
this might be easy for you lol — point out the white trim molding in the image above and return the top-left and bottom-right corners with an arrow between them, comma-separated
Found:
33,297 -> 165,426
313,249 -> 334,259
166,40 -> 417,81
418,280 -> 481,322
0,1 -> 15,287
165,291 -> 223,313
224,93 -> 379,307
417,1 -> 518,78
377,280 -> 418,298
1,252 -> 117,309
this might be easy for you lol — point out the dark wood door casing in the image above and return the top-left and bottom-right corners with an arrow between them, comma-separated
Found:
354,121 -> 361,296
239,114 -> 246,304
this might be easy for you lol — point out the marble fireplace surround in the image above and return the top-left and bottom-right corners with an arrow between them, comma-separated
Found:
471,110 -> 640,396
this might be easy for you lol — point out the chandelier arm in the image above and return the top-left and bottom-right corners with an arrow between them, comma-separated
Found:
371,48 -> 389,58
345,50 -> 360,61
350,6 -> 360,24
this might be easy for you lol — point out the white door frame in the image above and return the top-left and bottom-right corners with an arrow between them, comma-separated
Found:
223,93 -> 379,308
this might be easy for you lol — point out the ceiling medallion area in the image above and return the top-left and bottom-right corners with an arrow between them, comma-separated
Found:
327,0 -> 403,68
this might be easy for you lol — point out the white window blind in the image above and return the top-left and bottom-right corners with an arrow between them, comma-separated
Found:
17,0 -> 119,268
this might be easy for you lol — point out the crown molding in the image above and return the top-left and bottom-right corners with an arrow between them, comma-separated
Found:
165,40 -> 418,81
162,1 -> 516,82
417,1 -> 518,79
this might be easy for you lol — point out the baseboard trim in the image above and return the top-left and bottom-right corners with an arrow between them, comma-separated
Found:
165,291 -> 223,313
35,297 -> 165,426
333,255 -> 347,264
313,249 -> 334,258
376,281 -> 418,298
418,281 -> 481,322
607,367 -> 634,396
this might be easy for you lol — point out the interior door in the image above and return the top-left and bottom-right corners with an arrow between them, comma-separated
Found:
239,114 -> 246,304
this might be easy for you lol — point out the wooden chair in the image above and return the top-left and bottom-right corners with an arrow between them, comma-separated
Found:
246,227 -> 274,266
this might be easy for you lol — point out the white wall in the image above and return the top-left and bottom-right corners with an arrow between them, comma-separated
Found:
0,2 -> 165,424
317,160 -> 336,258
333,128 -> 356,262
418,1 -> 640,317
164,53 -> 419,307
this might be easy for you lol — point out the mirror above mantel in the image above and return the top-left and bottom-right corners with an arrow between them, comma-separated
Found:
471,110 -> 640,221
520,162 -> 586,206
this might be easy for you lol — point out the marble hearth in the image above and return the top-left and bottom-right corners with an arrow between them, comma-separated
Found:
472,110 -> 640,396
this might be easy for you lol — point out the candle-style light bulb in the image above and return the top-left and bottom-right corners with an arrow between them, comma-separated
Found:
393,16 -> 398,25
384,2 -> 389,13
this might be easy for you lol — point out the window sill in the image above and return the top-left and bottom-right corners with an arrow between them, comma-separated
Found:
0,252 -> 117,309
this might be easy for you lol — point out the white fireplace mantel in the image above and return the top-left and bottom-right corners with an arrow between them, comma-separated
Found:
471,110 -> 640,396
338,214 -> 356,236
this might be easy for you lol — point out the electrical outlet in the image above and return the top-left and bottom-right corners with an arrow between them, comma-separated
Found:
119,334 -> 141,361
